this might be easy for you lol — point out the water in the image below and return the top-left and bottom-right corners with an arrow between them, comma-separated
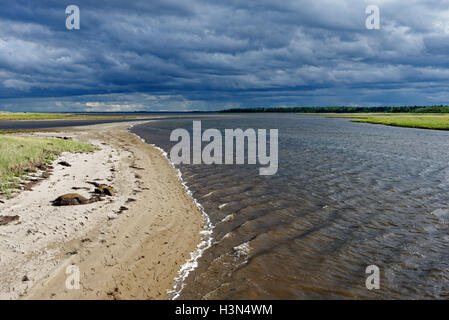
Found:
132,114 -> 449,299
0,114 -> 217,130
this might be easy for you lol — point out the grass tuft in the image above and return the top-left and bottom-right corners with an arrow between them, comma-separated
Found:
0,135 -> 96,196
347,114 -> 449,130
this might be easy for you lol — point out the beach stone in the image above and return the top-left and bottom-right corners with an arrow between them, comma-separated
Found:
52,193 -> 100,206
94,184 -> 115,196
118,206 -> 128,214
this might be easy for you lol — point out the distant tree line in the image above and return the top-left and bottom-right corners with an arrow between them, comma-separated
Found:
220,106 -> 449,113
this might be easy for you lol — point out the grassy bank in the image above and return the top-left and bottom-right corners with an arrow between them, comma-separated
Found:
338,114 -> 449,130
0,112 -> 137,121
0,135 -> 95,195
220,105 -> 449,113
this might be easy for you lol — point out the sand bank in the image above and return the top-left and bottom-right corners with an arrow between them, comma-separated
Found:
0,121 -> 204,299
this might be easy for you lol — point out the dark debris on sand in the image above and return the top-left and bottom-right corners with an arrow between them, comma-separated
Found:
52,193 -> 102,206
118,206 -> 128,214
53,181 -> 116,206
0,215 -> 20,226
87,181 -> 116,197
58,161 -> 71,167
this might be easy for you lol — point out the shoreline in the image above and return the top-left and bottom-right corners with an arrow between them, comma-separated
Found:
130,128 -> 214,299
0,121 -> 205,299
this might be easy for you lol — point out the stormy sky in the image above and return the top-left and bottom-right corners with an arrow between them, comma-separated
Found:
1,0 -> 449,111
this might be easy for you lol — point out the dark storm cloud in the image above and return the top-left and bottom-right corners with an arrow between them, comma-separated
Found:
2,0 -> 449,111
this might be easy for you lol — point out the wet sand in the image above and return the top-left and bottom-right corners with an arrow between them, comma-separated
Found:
0,121 -> 204,299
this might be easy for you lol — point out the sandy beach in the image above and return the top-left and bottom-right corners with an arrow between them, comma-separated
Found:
0,121 -> 204,300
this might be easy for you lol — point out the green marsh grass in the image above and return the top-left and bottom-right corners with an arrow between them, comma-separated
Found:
0,135 -> 96,196
345,114 -> 449,130
0,112 -> 137,121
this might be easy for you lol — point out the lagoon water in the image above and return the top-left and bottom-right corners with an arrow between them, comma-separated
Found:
133,114 -> 449,299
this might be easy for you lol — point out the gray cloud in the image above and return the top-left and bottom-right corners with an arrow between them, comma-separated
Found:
1,0 -> 449,111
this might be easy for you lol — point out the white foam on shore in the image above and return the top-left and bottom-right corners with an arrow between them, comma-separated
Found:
221,213 -> 235,223
221,232 -> 232,240
202,191 -> 215,198
216,232 -> 233,245
128,123 -> 214,300
218,203 -> 228,209
233,242 -> 251,259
